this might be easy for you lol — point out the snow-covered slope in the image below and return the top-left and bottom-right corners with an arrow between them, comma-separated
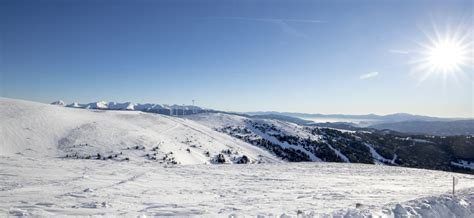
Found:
190,113 -> 325,161
0,98 -> 279,164
1,98 -> 474,217
189,113 -> 474,174
3,98 -> 472,174
1,156 -> 473,217
190,113 -> 380,163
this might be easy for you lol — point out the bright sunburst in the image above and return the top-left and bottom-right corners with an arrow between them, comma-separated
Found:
413,26 -> 472,81
427,38 -> 467,73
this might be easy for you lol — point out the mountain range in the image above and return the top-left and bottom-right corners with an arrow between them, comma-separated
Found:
51,101 -> 474,136
1,97 -> 472,174
244,111 -> 473,136
245,111 -> 465,124
2,97 -> 474,216
52,100 -> 208,115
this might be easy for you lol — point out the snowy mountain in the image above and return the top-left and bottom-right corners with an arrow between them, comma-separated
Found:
189,113 -> 474,174
50,100 -> 66,106
2,97 -> 472,173
3,98 -> 279,164
59,100 -> 207,115
1,97 -> 474,216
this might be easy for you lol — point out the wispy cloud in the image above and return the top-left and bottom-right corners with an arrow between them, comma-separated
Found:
360,72 -> 379,80
389,49 -> 410,54
202,17 -> 325,38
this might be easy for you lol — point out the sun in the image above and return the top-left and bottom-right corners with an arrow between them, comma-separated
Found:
425,37 -> 469,74
413,26 -> 472,81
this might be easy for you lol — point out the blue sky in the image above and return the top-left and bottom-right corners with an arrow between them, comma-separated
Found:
1,0 -> 473,117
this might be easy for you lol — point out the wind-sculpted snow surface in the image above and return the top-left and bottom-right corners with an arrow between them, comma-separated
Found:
333,188 -> 474,217
1,156 -> 473,217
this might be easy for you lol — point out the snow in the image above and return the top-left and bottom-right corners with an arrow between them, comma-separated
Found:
365,143 -> 395,165
60,100 -> 204,112
326,143 -> 350,163
335,188 -> 474,217
189,113 -> 324,161
412,138 -> 434,144
50,100 -> 65,106
397,137 -> 434,144
66,102 -> 83,108
452,160 -> 474,170
190,113 -> 322,142
246,123 -> 322,161
1,98 -> 474,216
107,102 -> 135,110
0,97 -> 278,164
1,156 -> 473,217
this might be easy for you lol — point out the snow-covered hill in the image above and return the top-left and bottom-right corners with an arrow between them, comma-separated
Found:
1,98 -> 474,216
2,98 -> 473,173
0,98 -> 279,164
189,113 -> 474,174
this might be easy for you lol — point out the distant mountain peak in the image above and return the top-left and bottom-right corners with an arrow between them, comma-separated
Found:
53,100 -> 209,115
50,100 -> 65,106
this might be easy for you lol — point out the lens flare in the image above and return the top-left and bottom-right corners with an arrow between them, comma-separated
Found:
427,39 -> 466,73
413,25 -> 472,82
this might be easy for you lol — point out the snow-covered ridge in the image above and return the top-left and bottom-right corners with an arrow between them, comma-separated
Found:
3,98 -> 473,174
189,113 -> 474,174
54,100 -> 207,115
1,97 -> 279,164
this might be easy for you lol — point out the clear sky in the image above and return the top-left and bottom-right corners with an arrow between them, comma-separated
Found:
1,0 -> 473,117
